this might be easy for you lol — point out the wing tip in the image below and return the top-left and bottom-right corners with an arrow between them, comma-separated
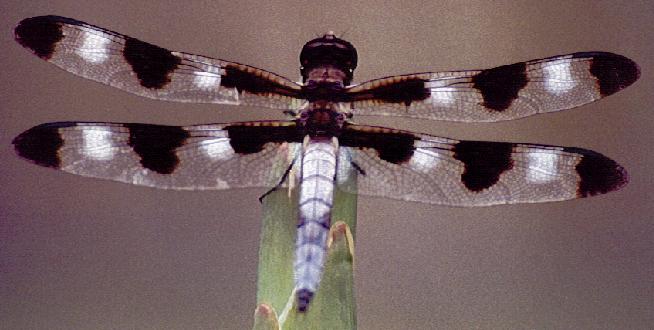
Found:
564,147 -> 629,197
13,123 -> 67,169
574,52 -> 640,96
15,15 -> 66,60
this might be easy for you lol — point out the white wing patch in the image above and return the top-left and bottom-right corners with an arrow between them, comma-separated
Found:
430,87 -> 457,105
543,58 -> 576,95
410,148 -> 442,172
526,151 -> 560,183
200,138 -> 234,160
82,127 -> 115,160
76,30 -> 111,64
193,69 -> 222,90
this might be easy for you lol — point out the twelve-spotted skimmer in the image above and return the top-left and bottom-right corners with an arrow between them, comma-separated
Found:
13,15 -> 639,312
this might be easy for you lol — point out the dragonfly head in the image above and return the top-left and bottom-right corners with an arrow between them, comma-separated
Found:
300,32 -> 358,86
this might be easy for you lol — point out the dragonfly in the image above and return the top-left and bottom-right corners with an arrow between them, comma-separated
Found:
12,15 -> 639,312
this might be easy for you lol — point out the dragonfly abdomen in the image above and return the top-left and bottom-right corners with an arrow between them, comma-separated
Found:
294,137 -> 338,312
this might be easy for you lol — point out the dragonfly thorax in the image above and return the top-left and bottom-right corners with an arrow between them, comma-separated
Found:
298,102 -> 346,137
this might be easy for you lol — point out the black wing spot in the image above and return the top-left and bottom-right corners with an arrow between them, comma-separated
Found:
563,147 -> 629,197
221,65 -> 297,97
15,16 -> 64,60
13,123 -> 66,168
125,124 -> 189,174
577,52 -> 640,96
472,62 -> 528,112
453,141 -> 513,192
225,124 -> 303,154
348,78 -> 431,106
339,126 -> 417,164
123,37 -> 181,89
222,66 -> 268,94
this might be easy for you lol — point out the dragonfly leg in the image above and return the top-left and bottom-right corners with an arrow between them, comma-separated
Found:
258,157 -> 297,203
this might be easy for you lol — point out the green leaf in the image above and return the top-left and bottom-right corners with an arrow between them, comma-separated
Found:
282,222 -> 356,329
256,189 -> 297,313
253,157 -> 358,329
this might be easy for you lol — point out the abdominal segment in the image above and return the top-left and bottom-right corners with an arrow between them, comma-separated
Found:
294,137 -> 338,312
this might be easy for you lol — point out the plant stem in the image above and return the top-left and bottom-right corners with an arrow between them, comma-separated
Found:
254,159 -> 358,329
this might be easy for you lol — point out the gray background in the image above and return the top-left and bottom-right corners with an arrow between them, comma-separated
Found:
1,1 -> 652,329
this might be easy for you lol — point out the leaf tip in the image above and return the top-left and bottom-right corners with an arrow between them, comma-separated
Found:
253,303 -> 280,330
329,221 -> 354,256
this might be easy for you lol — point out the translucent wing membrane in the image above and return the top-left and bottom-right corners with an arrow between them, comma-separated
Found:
346,52 -> 639,122
14,15 -> 306,110
12,15 -> 633,206
12,121 -> 302,190
339,124 -> 628,206
12,120 -> 629,205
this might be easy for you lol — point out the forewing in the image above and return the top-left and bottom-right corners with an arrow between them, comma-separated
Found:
338,124 -> 628,206
346,52 -> 639,122
14,15 -> 305,110
12,120 -> 303,190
